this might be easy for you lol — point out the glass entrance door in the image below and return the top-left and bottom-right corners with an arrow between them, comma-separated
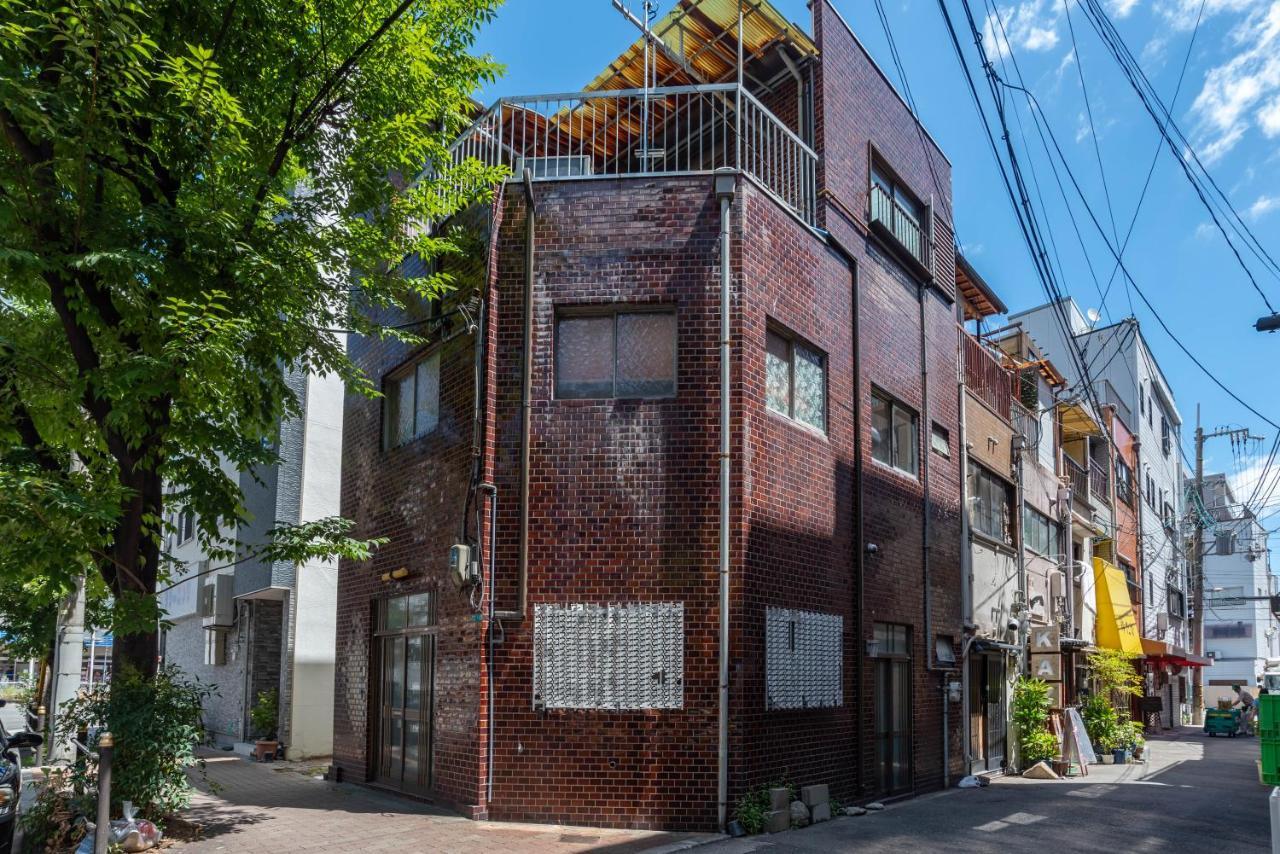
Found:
375,593 -> 434,793
873,623 -> 912,796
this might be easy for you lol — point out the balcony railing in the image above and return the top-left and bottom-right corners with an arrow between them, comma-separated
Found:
449,83 -> 818,225
961,331 -> 1014,420
1090,460 -> 1111,507
1011,400 -> 1041,452
1064,455 -> 1089,507
870,183 -> 927,268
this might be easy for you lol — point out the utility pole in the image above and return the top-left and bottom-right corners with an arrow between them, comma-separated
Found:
1191,410 -> 1265,725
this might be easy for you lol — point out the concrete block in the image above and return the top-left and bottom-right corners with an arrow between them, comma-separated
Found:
801,784 -> 829,807
769,787 -> 791,811
765,809 -> 790,833
811,802 -> 832,823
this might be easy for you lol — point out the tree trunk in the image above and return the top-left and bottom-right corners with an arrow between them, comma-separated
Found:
105,462 -> 165,679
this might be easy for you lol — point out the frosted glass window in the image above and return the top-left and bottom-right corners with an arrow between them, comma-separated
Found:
765,331 -> 791,415
385,350 -> 440,449
616,312 -> 676,397
764,325 -> 826,433
556,309 -> 676,399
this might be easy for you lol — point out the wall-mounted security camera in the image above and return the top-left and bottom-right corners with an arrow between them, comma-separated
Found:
1006,618 -> 1021,634
865,543 -> 880,555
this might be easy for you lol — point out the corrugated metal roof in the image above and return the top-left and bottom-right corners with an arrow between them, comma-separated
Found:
587,0 -> 817,92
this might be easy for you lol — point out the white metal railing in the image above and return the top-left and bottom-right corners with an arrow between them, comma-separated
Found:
870,183 -> 925,266
449,83 -> 818,225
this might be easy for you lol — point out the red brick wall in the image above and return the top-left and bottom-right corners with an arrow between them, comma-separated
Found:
335,299 -> 486,814
484,176 -> 725,830
812,0 -> 965,797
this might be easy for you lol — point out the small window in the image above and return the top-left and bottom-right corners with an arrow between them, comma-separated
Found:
871,390 -> 918,475
1167,586 -> 1186,618
1116,456 -> 1134,506
379,593 -> 434,632
384,351 -> 440,448
1023,506 -> 1060,557
931,423 -> 951,457
935,636 -> 957,667
765,327 -> 827,432
179,508 -> 195,544
872,622 -> 910,658
555,309 -> 676,399
968,461 -> 1012,544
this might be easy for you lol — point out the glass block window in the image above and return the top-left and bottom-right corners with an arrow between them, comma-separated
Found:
871,390 -> 918,475
533,603 -> 684,710
384,351 -> 439,448
764,326 -> 826,432
555,309 -> 676,399
765,607 -> 843,710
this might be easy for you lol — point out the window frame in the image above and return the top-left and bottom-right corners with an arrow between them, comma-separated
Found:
1116,456 -> 1134,506
382,349 -> 441,450
1167,586 -> 1186,619
968,461 -> 1014,546
1023,505 -> 1060,558
764,323 -> 828,434
179,508 -> 195,545
553,305 -> 678,401
871,389 -> 920,476
930,422 -> 951,457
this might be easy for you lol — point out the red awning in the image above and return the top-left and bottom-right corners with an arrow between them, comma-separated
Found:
1141,637 -> 1212,668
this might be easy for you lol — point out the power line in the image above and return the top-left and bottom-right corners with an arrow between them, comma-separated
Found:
1077,0 -> 1280,315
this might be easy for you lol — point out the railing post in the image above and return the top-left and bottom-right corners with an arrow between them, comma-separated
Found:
94,732 -> 113,854
34,706 -> 45,766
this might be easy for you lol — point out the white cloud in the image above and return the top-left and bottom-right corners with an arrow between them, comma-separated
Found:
1107,0 -> 1141,18
1076,111 -> 1093,142
983,0 -> 1063,59
1188,1 -> 1280,163
1158,0 -> 1257,31
1194,221 -> 1217,239
1248,193 -> 1280,218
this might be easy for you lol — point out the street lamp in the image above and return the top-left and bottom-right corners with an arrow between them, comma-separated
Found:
1258,313 -> 1280,333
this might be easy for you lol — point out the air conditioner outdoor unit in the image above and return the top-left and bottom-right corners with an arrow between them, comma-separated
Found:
200,574 -> 234,629
514,155 -> 593,178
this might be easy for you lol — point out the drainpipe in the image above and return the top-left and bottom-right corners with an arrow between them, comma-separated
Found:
479,483 -> 498,805
714,168 -> 735,832
1014,438 -> 1028,675
918,283 -> 945,787
818,229 -> 863,799
496,171 -> 535,622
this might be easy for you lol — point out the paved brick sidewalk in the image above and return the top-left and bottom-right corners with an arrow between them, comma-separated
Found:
173,752 -> 717,853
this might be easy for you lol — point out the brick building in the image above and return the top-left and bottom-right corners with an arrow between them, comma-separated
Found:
334,0 -> 964,830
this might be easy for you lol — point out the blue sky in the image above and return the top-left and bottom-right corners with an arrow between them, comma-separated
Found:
474,0 -> 1280,537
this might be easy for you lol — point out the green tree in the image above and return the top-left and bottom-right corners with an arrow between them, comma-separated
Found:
0,0 -> 504,675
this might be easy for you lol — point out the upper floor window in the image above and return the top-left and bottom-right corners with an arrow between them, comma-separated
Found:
178,508 -> 195,545
1167,586 -> 1186,619
765,326 -> 826,432
872,390 -> 918,475
555,308 -> 676,400
1023,506 -> 1060,557
1161,415 -> 1171,457
870,162 -> 927,266
1116,456 -> 1134,506
968,462 -> 1012,544
384,351 -> 440,449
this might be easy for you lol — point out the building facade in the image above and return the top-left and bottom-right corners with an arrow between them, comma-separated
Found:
1198,472 -> 1278,707
162,367 -> 344,759
333,0 -> 965,830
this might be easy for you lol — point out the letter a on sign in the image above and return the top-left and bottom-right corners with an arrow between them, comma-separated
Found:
1030,654 -> 1061,681
1030,625 -> 1060,654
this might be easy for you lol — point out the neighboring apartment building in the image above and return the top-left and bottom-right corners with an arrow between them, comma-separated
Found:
334,0 -> 964,829
1009,302 -> 1200,727
1198,472 -> 1278,707
162,367 -> 344,759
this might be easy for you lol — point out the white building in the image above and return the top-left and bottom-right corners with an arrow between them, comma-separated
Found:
1010,299 -> 1193,726
1198,473 -> 1278,708
161,366 -> 344,759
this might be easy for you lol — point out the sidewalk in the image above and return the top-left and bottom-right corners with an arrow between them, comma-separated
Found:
172,750 -> 719,853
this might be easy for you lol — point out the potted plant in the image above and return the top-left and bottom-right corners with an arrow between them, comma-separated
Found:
1094,723 -> 1116,764
1013,677 -> 1059,772
1081,694 -> 1117,763
250,688 -> 279,762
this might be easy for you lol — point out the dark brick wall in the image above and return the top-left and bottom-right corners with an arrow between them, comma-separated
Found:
335,296 -> 486,814
812,0 -> 965,797
485,176 -> 724,830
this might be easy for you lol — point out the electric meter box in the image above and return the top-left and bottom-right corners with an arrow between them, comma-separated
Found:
449,543 -> 474,588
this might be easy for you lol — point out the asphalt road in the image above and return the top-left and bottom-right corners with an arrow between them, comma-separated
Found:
702,728 -> 1271,853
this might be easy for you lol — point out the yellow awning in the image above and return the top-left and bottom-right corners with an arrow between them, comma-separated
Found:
1093,557 -> 1143,656
1060,402 -> 1102,439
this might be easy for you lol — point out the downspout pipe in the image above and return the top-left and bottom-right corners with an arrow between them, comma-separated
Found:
497,170 -> 535,622
479,482 -> 498,805
714,168 -> 736,832
817,228 -> 862,798
958,331 -> 973,775
919,283 -> 945,787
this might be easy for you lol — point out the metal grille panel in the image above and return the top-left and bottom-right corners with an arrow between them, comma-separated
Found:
533,602 -> 684,710
765,607 -> 843,709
